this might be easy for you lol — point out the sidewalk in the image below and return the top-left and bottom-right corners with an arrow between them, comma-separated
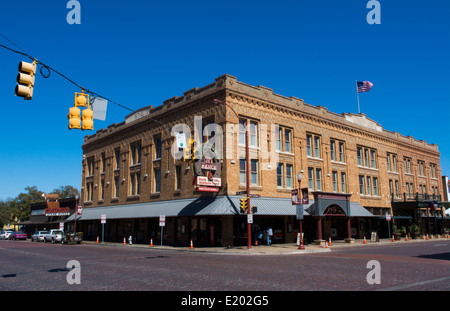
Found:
83,236 -> 450,255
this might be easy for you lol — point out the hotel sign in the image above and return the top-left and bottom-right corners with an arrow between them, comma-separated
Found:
195,176 -> 222,187
193,147 -> 222,192
45,207 -> 70,216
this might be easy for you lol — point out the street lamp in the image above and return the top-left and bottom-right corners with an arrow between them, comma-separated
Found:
297,172 -> 305,250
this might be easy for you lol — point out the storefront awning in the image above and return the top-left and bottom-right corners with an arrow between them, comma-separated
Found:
65,195 -> 373,222
65,196 -> 315,222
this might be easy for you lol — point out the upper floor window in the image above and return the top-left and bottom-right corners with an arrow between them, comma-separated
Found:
114,148 -> 120,170
404,157 -> 412,174
307,167 -> 322,191
306,134 -> 321,158
418,160 -> 425,176
387,153 -> 397,172
154,135 -> 162,159
239,119 -> 259,147
130,172 -> 140,196
101,152 -> 106,173
240,159 -> 260,186
130,142 -> 141,165
430,163 -> 437,179
86,157 -> 94,176
330,139 -> 345,163
276,126 -> 293,153
357,146 -> 377,169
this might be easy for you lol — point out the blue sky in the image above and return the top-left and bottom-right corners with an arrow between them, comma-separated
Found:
0,0 -> 449,200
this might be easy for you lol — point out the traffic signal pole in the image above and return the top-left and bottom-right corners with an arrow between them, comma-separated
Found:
245,119 -> 252,250
213,99 -> 251,250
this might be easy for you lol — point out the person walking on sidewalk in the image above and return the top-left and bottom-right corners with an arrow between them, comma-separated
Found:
266,226 -> 273,246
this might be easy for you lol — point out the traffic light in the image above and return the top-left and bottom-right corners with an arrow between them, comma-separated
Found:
15,60 -> 37,100
69,91 -> 93,131
75,91 -> 88,107
81,107 -> 94,131
239,197 -> 249,214
184,138 -> 195,162
67,106 -> 81,129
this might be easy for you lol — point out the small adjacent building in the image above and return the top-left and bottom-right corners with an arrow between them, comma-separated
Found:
19,197 -> 78,237
66,75 -> 444,246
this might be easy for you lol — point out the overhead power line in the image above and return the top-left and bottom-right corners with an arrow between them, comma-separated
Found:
0,34 -> 135,113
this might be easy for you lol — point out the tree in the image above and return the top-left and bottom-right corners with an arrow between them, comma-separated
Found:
0,199 -> 14,228
12,186 -> 44,222
51,185 -> 80,199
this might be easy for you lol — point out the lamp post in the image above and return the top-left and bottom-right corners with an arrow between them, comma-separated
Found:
297,173 -> 305,250
74,195 -> 78,233
213,99 -> 252,249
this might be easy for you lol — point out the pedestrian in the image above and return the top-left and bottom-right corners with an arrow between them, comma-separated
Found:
258,229 -> 263,246
267,226 -> 273,246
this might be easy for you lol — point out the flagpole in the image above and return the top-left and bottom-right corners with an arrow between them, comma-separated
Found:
356,80 -> 360,114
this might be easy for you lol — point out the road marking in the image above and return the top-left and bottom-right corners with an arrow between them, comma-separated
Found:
378,276 -> 450,291
433,244 -> 447,247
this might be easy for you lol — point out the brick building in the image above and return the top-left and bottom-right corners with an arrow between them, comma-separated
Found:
66,74 -> 444,246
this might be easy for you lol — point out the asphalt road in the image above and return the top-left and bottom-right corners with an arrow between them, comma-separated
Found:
0,239 -> 448,293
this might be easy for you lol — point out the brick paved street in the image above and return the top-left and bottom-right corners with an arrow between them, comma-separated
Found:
1,238 -> 448,293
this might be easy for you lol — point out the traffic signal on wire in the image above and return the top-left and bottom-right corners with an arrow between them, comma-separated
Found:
68,91 -> 93,131
67,106 -> 81,129
15,60 -> 37,100
81,107 -> 94,131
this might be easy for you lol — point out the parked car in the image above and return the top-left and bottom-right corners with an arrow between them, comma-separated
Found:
31,231 -> 49,242
0,230 -> 14,240
44,230 -> 64,243
9,231 -> 27,240
62,232 -> 83,244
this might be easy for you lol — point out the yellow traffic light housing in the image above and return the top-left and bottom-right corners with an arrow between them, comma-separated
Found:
67,106 -> 81,130
81,107 -> 94,131
75,92 -> 88,107
15,60 -> 37,100
69,90 -> 94,131
239,197 -> 249,214
183,138 -> 196,163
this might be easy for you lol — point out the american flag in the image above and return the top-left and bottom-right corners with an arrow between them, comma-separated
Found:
357,81 -> 374,93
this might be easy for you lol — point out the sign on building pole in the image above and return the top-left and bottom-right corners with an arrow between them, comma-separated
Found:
101,214 -> 106,243
159,215 -> 166,246
247,213 -> 253,224
386,212 -> 391,239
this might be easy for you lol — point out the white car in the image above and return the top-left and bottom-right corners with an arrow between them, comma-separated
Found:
44,230 -> 64,243
31,231 -> 49,242
0,230 -> 14,240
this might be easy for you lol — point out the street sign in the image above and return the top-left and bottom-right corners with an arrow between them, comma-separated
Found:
236,191 -> 247,195
59,222 -> 64,230
77,205 -> 83,215
159,215 -> 166,246
176,132 -> 186,149
249,194 -> 260,198
247,213 -> 253,224
101,214 -> 106,224
386,213 -> 391,221
159,215 -> 166,227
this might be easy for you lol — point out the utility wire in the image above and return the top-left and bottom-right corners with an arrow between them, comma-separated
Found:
0,36 -> 167,125
0,34 -> 136,113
